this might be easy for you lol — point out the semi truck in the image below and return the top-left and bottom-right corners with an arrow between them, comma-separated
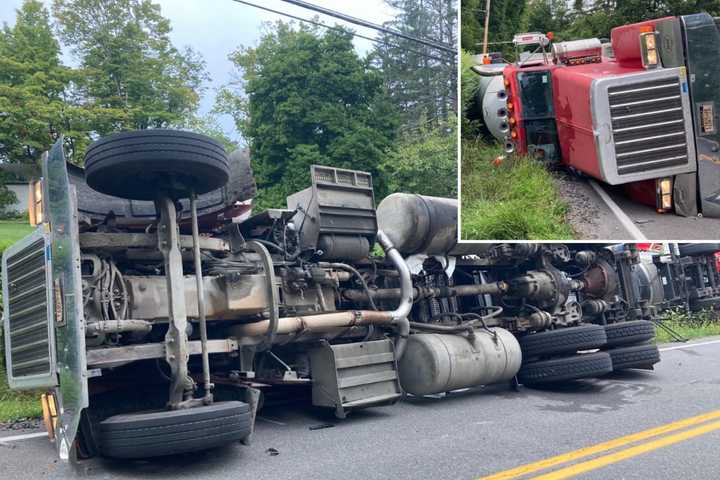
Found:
1,130 -> 678,462
472,12 -> 720,217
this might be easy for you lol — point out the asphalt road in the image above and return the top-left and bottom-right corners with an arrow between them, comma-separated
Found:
555,173 -> 720,240
2,337 -> 720,480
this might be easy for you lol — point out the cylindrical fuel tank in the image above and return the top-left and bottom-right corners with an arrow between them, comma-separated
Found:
398,328 -> 522,396
376,193 -> 489,257
477,73 -> 509,142
552,38 -> 602,64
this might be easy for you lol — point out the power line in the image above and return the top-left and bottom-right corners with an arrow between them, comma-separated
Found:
278,0 -> 455,54
229,0 -> 452,63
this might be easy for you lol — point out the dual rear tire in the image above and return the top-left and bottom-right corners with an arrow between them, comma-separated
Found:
517,321 -> 660,385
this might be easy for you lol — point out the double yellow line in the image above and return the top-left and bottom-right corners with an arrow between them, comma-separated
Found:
480,409 -> 720,480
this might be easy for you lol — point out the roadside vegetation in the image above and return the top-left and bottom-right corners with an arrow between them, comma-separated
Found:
461,141 -> 573,240
656,308 -> 720,344
0,220 -> 40,423
460,50 -> 573,240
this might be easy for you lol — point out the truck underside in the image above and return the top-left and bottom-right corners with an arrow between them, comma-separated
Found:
4,130 -> 718,461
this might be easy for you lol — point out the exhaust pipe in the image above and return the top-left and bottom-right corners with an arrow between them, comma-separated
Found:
232,231 -> 413,358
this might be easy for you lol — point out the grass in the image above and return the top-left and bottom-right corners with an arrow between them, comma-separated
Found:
460,139 -> 575,240
0,364 -> 41,422
0,219 -> 41,422
656,308 -> 720,344
0,219 -> 33,252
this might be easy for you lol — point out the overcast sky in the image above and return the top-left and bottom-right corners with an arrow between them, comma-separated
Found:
0,0 -> 398,139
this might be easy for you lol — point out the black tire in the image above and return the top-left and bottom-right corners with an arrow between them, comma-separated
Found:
99,401 -> 251,459
604,320 -> 655,348
518,352 -> 613,385
519,324 -> 607,358
85,129 -> 230,201
226,148 -> 256,202
608,344 -> 660,371
678,243 -> 720,257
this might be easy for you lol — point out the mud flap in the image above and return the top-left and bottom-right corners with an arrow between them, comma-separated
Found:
673,172 -> 698,217
43,139 -> 89,460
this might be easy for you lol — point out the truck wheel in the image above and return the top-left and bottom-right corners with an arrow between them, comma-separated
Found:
608,344 -> 660,371
519,324 -> 607,359
518,352 -> 613,385
604,320 -> 655,348
85,129 -> 230,201
226,148 -> 256,202
99,401 -> 251,459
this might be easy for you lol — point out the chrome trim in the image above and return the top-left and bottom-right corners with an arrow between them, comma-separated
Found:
590,67 -> 697,185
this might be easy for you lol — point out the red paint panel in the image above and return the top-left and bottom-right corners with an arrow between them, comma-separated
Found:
551,61 -> 646,180
611,17 -> 673,68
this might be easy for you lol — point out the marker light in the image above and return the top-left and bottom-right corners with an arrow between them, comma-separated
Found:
656,177 -> 673,212
28,179 -> 44,226
640,31 -> 659,69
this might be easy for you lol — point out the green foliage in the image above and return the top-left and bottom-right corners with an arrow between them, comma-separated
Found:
0,364 -> 41,422
656,308 -> 720,343
461,0 -> 483,51
0,0 -> 73,164
216,23 -> 399,209
524,0 -> 720,42
380,118 -> 457,198
0,0 -> 209,167
460,49 -> 484,138
372,0 -> 456,129
466,0 -> 527,58
52,0 -> 208,157
461,140 -> 574,239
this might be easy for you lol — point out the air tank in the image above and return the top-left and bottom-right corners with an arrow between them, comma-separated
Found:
376,193 -> 489,257
398,328 -> 522,396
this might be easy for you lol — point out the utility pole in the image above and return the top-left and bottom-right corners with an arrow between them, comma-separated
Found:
483,0 -> 491,55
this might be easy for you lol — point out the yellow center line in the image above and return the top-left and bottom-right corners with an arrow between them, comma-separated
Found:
531,419 -> 720,480
479,409 -> 720,480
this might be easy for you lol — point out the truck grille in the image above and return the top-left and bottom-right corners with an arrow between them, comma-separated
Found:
4,238 -> 52,379
608,76 -> 691,176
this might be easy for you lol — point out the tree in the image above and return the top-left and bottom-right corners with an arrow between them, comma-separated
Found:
372,0 -> 457,129
0,0 -> 72,164
461,0 -> 483,51
380,116 -> 457,198
52,0 -> 207,139
216,23 -> 399,208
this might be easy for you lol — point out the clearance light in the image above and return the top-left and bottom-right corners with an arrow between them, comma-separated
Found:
509,117 -> 516,126
40,393 -> 58,440
28,180 -> 44,226
656,177 -> 673,212
510,129 -> 518,139
640,31 -> 659,69
507,101 -> 514,111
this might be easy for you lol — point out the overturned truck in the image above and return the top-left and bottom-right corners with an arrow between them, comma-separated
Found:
3,130 -> 662,461
473,12 -> 720,217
